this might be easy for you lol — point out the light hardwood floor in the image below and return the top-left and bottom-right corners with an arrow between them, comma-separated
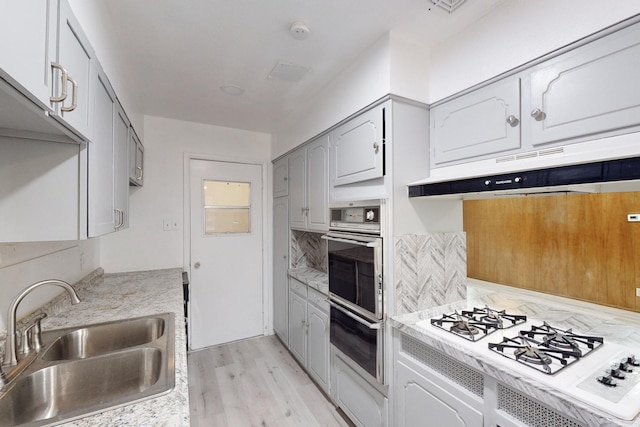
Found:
188,335 -> 352,427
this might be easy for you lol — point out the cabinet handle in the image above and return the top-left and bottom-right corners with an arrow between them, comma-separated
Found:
50,63 -> 68,103
530,108 -> 546,121
61,76 -> 78,112
136,166 -> 143,180
506,115 -> 520,127
373,142 -> 379,153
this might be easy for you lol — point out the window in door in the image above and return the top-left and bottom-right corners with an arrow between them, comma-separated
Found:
203,180 -> 251,234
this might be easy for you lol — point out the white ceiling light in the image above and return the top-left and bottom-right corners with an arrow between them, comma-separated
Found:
289,21 -> 310,40
268,62 -> 310,82
220,84 -> 245,96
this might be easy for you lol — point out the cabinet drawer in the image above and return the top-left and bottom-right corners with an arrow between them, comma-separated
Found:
290,277 -> 307,297
308,287 -> 328,310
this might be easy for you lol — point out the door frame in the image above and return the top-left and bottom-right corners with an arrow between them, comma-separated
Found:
183,152 -> 271,348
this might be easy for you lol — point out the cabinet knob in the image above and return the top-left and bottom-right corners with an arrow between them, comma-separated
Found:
194,262 -> 201,269
530,108 -> 546,121
373,142 -> 379,153
506,115 -> 520,127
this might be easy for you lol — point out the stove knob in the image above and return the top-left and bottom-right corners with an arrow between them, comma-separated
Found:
624,355 -> 640,367
484,180 -> 492,186
597,375 -> 618,387
609,368 -> 626,380
618,362 -> 634,373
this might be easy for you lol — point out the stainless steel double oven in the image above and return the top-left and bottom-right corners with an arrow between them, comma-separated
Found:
324,202 -> 384,384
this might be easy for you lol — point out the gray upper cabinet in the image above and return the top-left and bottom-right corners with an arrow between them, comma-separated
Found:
88,67 -> 116,238
430,78 -> 521,166
288,136 -> 329,232
430,19 -> 640,169
331,104 -> 385,186
273,156 -> 289,197
114,102 -> 130,231
129,129 -> 144,186
526,22 -> 640,147
0,1 -> 56,109
51,0 -> 96,140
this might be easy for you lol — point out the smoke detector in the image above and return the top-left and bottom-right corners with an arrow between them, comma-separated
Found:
431,0 -> 467,13
289,21 -> 310,40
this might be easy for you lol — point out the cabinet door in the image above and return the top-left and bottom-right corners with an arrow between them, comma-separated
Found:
273,197 -> 289,344
431,78 -> 521,166
396,361 -> 483,427
273,156 -> 289,198
114,102 -> 130,231
307,293 -> 329,391
306,136 -> 328,231
332,105 -> 385,186
0,0 -> 55,108
528,23 -> 640,147
88,68 -> 116,237
52,0 -> 95,139
128,130 -> 144,186
288,148 -> 307,229
288,289 -> 307,364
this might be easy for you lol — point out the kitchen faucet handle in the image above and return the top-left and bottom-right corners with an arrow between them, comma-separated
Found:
31,313 -> 48,351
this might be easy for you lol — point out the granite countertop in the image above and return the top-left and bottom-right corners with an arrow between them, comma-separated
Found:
391,278 -> 640,427
0,268 -> 189,427
288,267 -> 328,295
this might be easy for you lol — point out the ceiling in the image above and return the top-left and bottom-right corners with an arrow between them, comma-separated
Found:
101,0 -> 505,134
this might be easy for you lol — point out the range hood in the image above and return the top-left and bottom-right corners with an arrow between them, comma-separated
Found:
408,136 -> 640,199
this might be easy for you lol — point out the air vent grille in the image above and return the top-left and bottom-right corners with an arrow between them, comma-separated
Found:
497,383 -> 584,427
431,0 -> 467,13
401,334 -> 484,397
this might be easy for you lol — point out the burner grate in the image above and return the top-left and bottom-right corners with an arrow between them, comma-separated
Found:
489,322 -> 604,375
431,306 -> 526,341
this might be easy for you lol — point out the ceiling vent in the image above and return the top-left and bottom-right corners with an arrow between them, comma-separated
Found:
431,0 -> 467,13
268,62 -> 310,82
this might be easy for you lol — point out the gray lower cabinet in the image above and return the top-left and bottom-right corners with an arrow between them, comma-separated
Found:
306,288 -> 329,392
288,280 -> 307,364
287,278 -> 330,393
272,197 -> 289,344
396,360 -> 483,427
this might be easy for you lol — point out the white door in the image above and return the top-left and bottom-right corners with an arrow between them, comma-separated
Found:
189,159 -> 263,349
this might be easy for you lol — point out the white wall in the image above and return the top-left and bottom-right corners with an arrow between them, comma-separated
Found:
67,0 -> 144,135
271,33 -> 392,159
0,240 -> 99,331
99,115 -> 271,273
428,0 -> 640,102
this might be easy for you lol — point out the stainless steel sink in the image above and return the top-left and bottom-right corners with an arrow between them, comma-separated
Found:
41,316 -> 165,361
0,313 -> 175,427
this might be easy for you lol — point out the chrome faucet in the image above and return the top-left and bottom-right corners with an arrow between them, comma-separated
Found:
2,279 -> 80,368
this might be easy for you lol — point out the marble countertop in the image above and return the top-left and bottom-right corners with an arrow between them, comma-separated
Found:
288,267 -> 328,295
1,268 -> 189,427
391,278 -> 640,427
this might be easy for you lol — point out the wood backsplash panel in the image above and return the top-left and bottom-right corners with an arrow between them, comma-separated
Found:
464,192 -> 639,312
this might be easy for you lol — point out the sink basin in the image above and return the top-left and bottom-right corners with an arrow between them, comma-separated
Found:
0,313 -> 175,427
41,316 -> 165,361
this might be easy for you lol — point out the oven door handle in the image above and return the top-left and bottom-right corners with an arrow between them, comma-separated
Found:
321,235 -> 378,248
328,300 -> 381,329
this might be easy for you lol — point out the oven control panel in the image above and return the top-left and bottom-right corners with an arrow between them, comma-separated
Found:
330,206 -> 380,232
